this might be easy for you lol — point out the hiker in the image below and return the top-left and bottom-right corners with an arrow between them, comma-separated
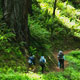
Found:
57,51 -> 65,69
28,55 -> 35,71
39,56 -> 46,73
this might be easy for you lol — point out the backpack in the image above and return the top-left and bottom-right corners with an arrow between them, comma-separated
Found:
59,53 -> 64,59
28,56 -> 34,65
42,59 -> 45,63
28,59 -> 32,64
40,56 -> 46,65
30,56 -> 34,61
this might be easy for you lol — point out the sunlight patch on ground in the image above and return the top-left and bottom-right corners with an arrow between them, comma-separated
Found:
27,72 -> 42,79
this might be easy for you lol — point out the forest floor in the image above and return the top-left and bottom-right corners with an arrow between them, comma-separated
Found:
53,50 -> 71,72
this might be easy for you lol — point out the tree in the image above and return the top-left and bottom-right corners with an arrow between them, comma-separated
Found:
28,0 -> 33,15
0,0 -> 4,16
3,0 -> 30,53
50,0 -> 57,40
53,0 -> 57,16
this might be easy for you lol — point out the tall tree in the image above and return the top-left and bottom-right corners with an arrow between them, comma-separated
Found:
53,0 -> 57,16
28,0 -> 33,15
51,0 -> 57,40
0,0 -> 4,16
3,0 -> 30,53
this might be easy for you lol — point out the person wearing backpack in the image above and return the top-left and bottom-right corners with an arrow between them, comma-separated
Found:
39,56 -> 46,73
28,55 -> 35,71
57,51 -> 65,69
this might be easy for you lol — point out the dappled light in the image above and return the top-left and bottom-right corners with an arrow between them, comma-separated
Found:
38,0 -> 80,38
0,0 -> 80,80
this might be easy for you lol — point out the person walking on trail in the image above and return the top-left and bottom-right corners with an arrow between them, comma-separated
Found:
57,51 -> 65,69
28,55 -> 35,71
39,56 -> 46,73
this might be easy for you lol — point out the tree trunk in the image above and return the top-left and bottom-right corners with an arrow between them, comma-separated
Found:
53,0 -> 57,16
51,0 -> 57,40
28,0 -> 33,15
3,0 -> 29,52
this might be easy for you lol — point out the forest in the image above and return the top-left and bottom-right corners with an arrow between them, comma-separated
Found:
0,0 -> 80,80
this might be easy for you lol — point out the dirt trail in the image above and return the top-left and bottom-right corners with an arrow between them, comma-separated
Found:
27,50 -> 72,73
53,50 -> 71,72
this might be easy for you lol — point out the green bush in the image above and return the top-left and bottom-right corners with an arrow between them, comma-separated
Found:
68,50 -> 80,58
43,72 -> 58,80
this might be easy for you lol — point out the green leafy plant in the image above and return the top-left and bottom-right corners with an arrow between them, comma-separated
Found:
29,46 -> 37,55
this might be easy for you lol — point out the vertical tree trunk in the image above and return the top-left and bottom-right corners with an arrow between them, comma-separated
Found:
51,0 -> 57,40
53,0 -> 57,16
28,0 -> 33,15
4,0 -> 29,52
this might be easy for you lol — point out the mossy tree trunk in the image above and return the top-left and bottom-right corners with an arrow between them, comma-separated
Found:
3,0 -> 30,53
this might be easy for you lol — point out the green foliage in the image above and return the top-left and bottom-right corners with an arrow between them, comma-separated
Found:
62,67 -> 80,80
0,71 -> 28,80
32,0 -> 80,51
0,23 -> 15,53
0,50 -> 80,80
68,50 -> 80,57
28,16 -> 51,55
0,0 -> 80,79
0,23 -> 22,57
0,21 -> 27,72
43,72 -> 58,80
66,50 -> 80,69
29,46 -> 37,55
69,0 -> 80,8
37,0 -> 80,38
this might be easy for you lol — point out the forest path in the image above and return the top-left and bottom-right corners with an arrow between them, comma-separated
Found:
53,50 -> 71,72
28,50 -> 72,73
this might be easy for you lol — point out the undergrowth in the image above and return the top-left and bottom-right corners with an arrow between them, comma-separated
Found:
0,50 -> 80,80
0,21 -> 27,72
0,1 -> 80,80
